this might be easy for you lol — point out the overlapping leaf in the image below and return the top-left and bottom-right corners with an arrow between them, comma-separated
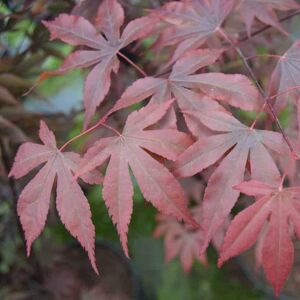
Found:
112,49 -> 259,133
268,40 -> 300,111
77,101 -> 197,256
219,180 -> 300,296
153,209 -> 207,273
9,121 -> 101,273
153,0 -> 235,62
42,0 -> 155,128
154,206 -> 229,272
236,0 -> 300,36
174,105 -> 286,253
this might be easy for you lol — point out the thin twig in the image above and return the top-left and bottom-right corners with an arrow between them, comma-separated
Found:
59,115 -> 120,152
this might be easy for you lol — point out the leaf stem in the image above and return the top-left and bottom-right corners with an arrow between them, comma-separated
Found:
218,28 -> 297,158
245,54 -> 284,61
59,114 -> 120,152
117,50 -> 148,77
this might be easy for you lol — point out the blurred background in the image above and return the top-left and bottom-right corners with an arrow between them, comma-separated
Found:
1,0 -> 300,299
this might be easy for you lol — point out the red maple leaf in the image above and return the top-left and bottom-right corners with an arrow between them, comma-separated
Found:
111,49 -> 259,132
174,103 -> 286,253
219,179 -> 300,296
154,210 -> 207,273
236,0 -> 300,36
154,206 -> 229,272
9,121 -> 101,273
42,0 -> 155,128
268,39 -> 300,112
153,0 -> 235,63
76,100 -> 198,256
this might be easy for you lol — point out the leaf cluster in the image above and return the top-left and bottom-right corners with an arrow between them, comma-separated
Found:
8,0 -> 300,296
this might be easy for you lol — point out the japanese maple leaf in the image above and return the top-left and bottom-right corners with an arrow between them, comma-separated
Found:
268,40 -> 300,112
236,0 -> 300,36
174,105 -> 286,253
42,0 -> 155,128
153,0 -> 235,63
76,101 -> 197,256
153,211 -> 207,273
111,49 -> 259,133
218,180 -> 300,296
9,121 -> 101,273
154,206 -> 229,272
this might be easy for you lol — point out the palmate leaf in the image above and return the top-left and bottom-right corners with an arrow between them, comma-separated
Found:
153,210 -> 207,273
236,0 -> 300,36
112,49 -> 259,132
174,103 -> 286,253
153,206 -> 229,273
42,0 -> 155,128
76,101 -> 197,256
268,39 -> 300,112
153,0 -> 235,63
9,121 -> 101,273
219,180 -> 300,296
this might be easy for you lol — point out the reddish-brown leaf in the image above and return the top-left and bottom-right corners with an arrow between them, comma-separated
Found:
174,107 -> 285,253
236,0 -> 299,36
154,206 -> 229,272
219,181 -> 300,296
153,0 -> 235,62
9,121 -> 100,273
268,40 -> 300,112
154,210 -> 207,273
42,0 -> 156,128
112,49 -> 259,133
77,101 -> 197,256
